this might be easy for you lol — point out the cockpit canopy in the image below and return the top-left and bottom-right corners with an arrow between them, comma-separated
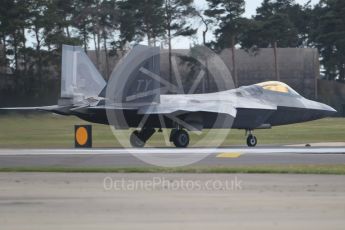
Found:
256,81 -> 300,96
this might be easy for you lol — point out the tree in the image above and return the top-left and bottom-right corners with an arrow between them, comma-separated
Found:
240,0 -> 313,49
191,7 -> 216,92
205,0 -> 246,49
73,0 -> 95,52
118,0 -> 165,47
97,0 -> 120,79
25,0 -> 81,92
194,7 -> 214,46
137,0 -> 166,46
239,0 -> 306,81
0,0 -> 12,71
117,0 -> 140,47
42,0 -> 81,51
0,0 -> 30,73
309,0 -> 345,80
205,0 -> 246,86
163,0 -> 197,86
75,0 -> 120,78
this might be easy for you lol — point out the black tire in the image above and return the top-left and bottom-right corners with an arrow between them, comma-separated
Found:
130,131 -> 145,148
247,135 -> 257,147
172,130 -> 190,148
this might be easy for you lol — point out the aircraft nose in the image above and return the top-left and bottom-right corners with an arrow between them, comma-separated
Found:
319,103 -> 337,117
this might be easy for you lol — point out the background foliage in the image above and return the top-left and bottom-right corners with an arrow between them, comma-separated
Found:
0,0 -> 345,102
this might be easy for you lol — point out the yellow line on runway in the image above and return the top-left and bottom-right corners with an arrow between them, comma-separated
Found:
216,153 -> 242,158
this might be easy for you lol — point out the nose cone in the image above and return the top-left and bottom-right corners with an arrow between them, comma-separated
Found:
305,99 -> 337,119
320,103 -> 337,117
312,101 -> 337,118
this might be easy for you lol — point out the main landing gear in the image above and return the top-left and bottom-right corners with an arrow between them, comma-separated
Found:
130,128 -> 155,148
130,128 -> 190,148
246,130 -> 257,147
170,129 -> 190,148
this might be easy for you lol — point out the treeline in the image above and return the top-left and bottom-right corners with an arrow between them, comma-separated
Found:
0,0 -> 345,95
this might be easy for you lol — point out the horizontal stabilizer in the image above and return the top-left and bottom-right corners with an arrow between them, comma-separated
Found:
0,105 -> 59,111
0,105 -> 72,115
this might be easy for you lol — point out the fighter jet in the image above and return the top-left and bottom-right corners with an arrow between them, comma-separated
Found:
1,45 -> 337,148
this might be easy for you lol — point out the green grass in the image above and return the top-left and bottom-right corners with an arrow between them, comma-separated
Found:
1,114 -> 344,175
0,113 -> 345,148
1,165 -> 345,175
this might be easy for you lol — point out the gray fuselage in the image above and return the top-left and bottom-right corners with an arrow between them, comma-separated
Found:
74,84 -> 336,130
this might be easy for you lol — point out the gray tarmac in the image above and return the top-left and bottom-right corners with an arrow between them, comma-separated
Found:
0,173 -> 345,230
0,147 -> 345,167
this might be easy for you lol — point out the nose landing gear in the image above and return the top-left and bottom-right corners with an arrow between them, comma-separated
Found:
246,130 -> 257,147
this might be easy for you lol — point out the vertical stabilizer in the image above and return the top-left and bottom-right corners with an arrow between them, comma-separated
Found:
61,45 -> 106,101
106,45 -> 161,107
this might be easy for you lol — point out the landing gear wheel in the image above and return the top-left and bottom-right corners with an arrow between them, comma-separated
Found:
130,131 -> 145,148
247,135 -> 257,147
172,130 -> 190,148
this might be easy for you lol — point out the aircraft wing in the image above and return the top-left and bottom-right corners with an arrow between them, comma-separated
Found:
0,105 -> 72,115
137,101 -> 237,118
87,102 -> 236,117
0,105 -> 59,111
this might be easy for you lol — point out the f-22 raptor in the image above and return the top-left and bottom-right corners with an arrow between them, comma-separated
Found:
2,45 -> 337,148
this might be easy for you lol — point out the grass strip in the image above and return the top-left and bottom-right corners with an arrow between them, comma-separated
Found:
0,165 -> 345,175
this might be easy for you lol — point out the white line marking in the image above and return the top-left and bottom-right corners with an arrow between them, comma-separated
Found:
0,148 -> 344,156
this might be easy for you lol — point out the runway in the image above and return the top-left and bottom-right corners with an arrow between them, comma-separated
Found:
1,173 -> 345,230
0,147 -> 345,167
1,149 -> 345,229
